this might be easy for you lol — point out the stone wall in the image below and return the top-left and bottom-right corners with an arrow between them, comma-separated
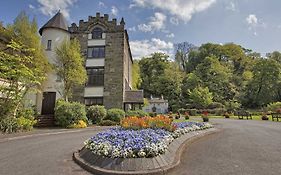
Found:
103,31 -> 124,109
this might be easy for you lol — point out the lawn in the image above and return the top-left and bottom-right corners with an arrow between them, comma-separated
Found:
173,115 -> 280,122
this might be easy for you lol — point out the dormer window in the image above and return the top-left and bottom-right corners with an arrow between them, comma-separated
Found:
92,27 -> 103,39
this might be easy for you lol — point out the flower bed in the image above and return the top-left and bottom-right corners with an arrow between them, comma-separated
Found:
84,121 -> 213,158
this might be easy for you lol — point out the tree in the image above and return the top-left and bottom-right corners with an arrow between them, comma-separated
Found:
174,42 -> 196,72
241,59 -> 281,108
132,61 -> 142,89
188,86 -> 213,109
194,56 -> 234,103
0,12 -> 50,118
55,38 -> 87,101
139,52 -> 169,97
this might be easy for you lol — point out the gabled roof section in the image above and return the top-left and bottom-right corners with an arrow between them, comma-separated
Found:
39,11 -> 68,35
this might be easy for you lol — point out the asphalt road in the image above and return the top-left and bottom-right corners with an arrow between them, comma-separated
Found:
0,119 -> 280,175
169,119 -> 281,175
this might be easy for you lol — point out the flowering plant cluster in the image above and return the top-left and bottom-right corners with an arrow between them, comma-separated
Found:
120,116 -> 176,131
84,121 -> 213,158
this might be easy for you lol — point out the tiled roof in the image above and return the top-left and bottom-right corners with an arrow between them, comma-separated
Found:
124,90 -> 144,103
39,11 -> 68,35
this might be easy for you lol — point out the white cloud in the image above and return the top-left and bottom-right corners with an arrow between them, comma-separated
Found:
98,1 -> 105,8
226,2 -> 236,11
29,4 -> 35,9
246,14 -> 258,25
170,17 -> 179,25
37,0 -> 77,19
245,14 -> 267,36
166,33 -> 175,38
130,38 -> 173,59
131,0 -> 216,22
128,26 -> 137,32
138,12 -> 166,32
111,6 -> 118,16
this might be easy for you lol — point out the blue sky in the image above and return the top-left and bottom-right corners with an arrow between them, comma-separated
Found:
1,0 -> 281,59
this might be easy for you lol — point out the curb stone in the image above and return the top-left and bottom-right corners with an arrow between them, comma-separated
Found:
73,128 -> 221,175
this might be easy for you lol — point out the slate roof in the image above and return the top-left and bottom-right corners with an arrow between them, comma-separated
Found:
124,90 -> 144,103
39,11 -> 68,35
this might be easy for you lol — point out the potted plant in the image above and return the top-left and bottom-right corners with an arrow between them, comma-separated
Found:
261,112 -> 269,120
224,112 -> 230,119
184,112 -> 190,120
175,112 -> 180,119
202,111 -> 209,122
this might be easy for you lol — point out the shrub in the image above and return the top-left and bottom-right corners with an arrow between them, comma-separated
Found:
68,120 -> 87,128
267,102 -> 281,112
98,120 -> 118,126
0,117 -> 19,133
125,110 -> 148,117
148,112 -> 157,117
208,102 -> 225,109
17,116 -> 37,131
106,108 -> 125,122
87,105 -> 106,124
54,100 -> 87,128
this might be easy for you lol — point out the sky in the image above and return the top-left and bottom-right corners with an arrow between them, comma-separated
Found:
1,0 -> 281,59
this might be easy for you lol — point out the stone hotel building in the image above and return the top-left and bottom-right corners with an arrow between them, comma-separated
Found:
33,12 -> 143,115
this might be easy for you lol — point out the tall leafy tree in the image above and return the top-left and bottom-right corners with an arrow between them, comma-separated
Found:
241,59 -> 281,107
188,86 -> 213,109
132,61 -> 142,89
0,12 -> 49,117
139,52 -> 169,97
174,42 -> 196,72
55,38 -> 87,101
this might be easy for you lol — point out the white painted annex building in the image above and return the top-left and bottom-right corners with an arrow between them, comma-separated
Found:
26,12 -> 70,115
143,95 -> 169,114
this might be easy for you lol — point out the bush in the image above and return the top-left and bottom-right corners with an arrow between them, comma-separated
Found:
0,117 -> 19,133
125,110 -> 148,117
106,108 -> 125,122
208,102 -> 225,109
68,120 -> 87,128
54,100 -> 88,128
98,120 -> 118,126
87,105 -> 106,124
148,112 -> 157,117
267,102 -> 281,112
17,116 -> 37,131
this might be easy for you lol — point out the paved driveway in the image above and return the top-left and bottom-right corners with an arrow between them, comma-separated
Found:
0,119 -> 280,175
169,119 -> 281,175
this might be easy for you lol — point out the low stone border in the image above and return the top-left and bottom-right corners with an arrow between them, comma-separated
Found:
73,128 -> 220,175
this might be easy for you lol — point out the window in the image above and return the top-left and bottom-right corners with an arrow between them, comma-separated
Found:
47,40 -> 52,50
85,97 -> 103,106
87,46 -> 105,58
92,27 -> 103,39
86,67 -> 104,86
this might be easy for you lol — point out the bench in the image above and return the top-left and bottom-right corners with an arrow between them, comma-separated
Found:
271,113 -> 281,121
237,111 -> 252,120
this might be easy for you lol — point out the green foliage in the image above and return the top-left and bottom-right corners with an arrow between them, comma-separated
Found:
188,86 -> 213,108
241,59 -> 281,107
125,110 -> 148,117
106,108 -> 125,122
0,117 -> 19,133
17,116 -> 37,131
98,120 -> 118,126
207,102 -> 225,109
54,100 -> 87,128
55,38 -> 87,101
132,61 -> 142,89
267,102 -> 281,112
0,11 -> 49,120
86,105 -> 107,124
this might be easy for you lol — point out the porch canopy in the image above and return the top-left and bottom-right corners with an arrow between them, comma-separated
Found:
124,90 -> 144,111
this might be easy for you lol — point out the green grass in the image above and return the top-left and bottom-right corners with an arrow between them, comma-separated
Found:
173,115 -> 281,122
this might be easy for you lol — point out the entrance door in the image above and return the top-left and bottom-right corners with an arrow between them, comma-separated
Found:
41,92 -> 56,115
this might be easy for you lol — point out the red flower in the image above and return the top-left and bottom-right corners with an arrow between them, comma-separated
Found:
202,111 -> 208,116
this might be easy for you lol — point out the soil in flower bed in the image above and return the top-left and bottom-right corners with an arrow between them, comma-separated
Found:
84,121 -> 213,158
